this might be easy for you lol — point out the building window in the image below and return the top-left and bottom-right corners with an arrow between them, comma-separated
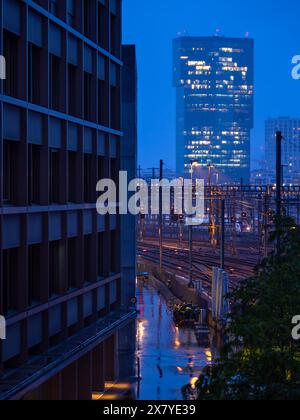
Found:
2,249 -> 18,316
110,157 -> 119,189
110,13 -> 120,57
84,71 -> 92,121
84,235 -> 93,283
67,0 -> 75,27
98,233 -> 105,278
110,230 -> 119,274
111,85 -> 120,130
49,241 -> 63,297
68,64 -> 78,117
49,0 -> 58,17
28,144 -> 41,204
98,2 -> 108,49
98,155 -> 105,181
84,0 -> 91,38
68,151 -> 77,203
28,43 -> 42,104
98,79 -> 109,126
3,30 -> 19,97
50,54 -> 61,111
50,148 -> 60,204
28,244 -> 41,307
68,238 -> 78,290
84,153 -> 93,203
3,140 -> 17,205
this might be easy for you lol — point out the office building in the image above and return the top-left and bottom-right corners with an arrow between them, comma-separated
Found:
173,36 -> 254,183
265,117 -> 300,185
0,0 -> 136,400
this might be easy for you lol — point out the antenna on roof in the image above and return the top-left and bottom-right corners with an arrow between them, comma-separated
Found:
176,30 -> 189,37
215,28 -> 221,37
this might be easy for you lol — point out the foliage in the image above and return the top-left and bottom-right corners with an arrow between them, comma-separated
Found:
197,216 -> 300,400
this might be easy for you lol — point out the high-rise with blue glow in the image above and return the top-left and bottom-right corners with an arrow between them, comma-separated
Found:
173,36 -> 254,183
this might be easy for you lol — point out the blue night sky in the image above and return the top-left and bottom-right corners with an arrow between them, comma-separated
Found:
123,0 -> 300,172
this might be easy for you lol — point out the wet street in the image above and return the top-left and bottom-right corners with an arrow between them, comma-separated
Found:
134,282 -> 212,401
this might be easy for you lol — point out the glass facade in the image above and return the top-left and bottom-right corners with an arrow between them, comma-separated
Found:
173,36 -> 254,183
265,118 -> 300,185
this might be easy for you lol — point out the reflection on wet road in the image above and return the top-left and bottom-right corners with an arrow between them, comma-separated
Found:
135,282 -> 211,401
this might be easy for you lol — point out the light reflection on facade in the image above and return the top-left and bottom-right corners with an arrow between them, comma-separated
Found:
173,36 -> 254,183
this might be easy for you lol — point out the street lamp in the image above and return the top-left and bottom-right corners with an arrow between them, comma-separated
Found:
190,160 -> 199,179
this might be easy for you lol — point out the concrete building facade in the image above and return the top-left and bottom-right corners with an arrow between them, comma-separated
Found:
0,0 -> 136,400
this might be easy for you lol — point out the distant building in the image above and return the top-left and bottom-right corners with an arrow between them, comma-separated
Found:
0,0 -> 136,400
251,169 -> 268,186
173,36 -> 254,183
265,118 -> 300,185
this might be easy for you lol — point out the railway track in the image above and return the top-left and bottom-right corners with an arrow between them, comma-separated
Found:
138,239 -> 259,293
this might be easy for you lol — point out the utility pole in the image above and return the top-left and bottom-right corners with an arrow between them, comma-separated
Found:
220,199 -> 225,270
148,167 -> 159,180
232,189 -> 237,255
188,161 -> 196,288
188,222 -> 193,288
215,193 -> 220,246
208,164 -> 215,246
276,131 -> 283,254
240,177 -> 244,221
159,160 -> 163,272
179,221 -> 183,248
149,166 -> 159,229
263,186 -> 270,258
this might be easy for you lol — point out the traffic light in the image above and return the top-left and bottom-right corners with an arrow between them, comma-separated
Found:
241,212 -> 248,219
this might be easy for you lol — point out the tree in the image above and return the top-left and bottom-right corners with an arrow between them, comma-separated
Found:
197,216 -> 300,400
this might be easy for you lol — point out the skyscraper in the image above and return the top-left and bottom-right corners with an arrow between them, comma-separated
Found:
265,117 -> 300,185
0,0 -> 136,400
173,36 -> 254,183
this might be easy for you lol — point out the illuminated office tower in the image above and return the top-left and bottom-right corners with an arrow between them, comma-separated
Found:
173,36 -> 254,182
265,117 -> 300,185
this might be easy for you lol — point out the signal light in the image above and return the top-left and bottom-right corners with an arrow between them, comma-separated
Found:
172,214 -> 179,222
